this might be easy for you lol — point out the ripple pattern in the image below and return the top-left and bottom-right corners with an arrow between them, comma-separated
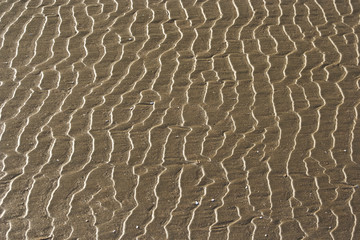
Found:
1,0 -> 360,239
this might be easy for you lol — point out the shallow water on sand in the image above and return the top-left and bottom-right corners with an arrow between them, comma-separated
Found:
1,0 -> 360,239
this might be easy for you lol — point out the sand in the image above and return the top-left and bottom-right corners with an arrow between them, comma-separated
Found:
0,0 -> 360,239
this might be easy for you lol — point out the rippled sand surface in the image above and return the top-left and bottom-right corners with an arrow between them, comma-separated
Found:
1,0 -> 360,239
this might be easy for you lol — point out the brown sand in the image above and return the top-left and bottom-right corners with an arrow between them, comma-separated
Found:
1,0 -> 360,239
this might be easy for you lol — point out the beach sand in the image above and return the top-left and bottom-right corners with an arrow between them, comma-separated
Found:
0,0 -> 360,239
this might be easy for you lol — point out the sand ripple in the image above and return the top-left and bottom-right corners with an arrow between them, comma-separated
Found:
1,0 -> 360,239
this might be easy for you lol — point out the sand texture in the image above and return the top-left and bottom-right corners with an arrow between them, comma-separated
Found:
1,0 -> 360,239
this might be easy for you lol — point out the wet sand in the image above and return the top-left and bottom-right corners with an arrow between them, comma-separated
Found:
1,0 -> 360,239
